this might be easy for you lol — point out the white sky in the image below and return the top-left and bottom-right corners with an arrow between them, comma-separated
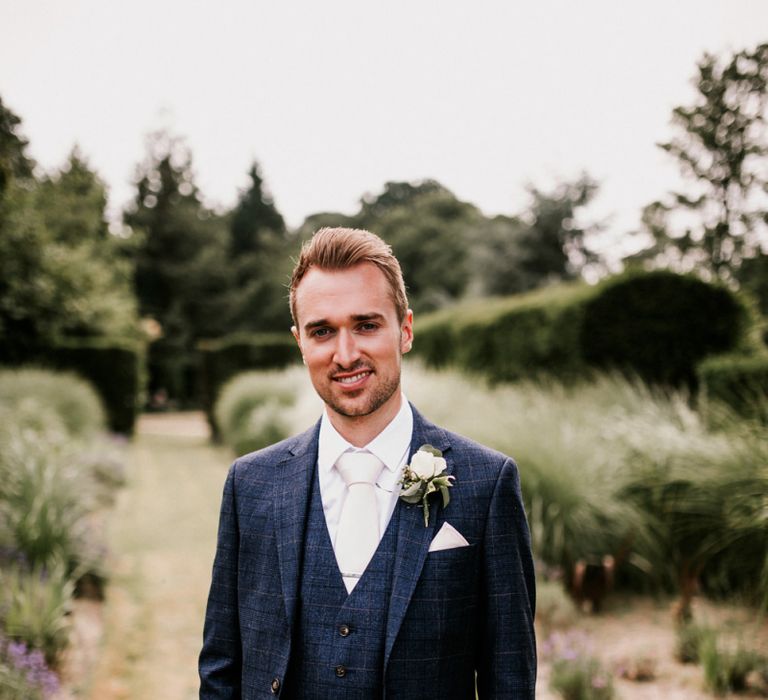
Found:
1,1 -> 766,253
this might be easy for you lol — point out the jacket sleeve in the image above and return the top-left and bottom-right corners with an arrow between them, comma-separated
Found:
475,458 -> 537,698
199,463 -> 242,699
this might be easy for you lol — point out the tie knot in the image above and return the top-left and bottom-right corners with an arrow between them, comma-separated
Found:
336,451 -> 384,487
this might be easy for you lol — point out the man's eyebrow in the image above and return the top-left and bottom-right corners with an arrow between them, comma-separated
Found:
351,313 -> 385,322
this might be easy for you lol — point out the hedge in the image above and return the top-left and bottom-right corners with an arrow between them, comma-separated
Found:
414,283 -> 595,384
580,270 -> 751,387
413,270 -> 754,388
697,352 -> 768,422
46,339 -> 145,435
197,332 -> 302,436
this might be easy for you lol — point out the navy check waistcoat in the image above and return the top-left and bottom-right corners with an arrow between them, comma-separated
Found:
282,464 -> 399,699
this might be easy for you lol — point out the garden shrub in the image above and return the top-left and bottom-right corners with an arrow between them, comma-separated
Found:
543,631 -> 614,700
199,332 -> 301,436
0,368 -> 105,439
214,368 -> 304,455
0,426 -> 95,573
698,352 -> 768,423
675,621 -> 715,664
700,634 -> 767,696
580,270 -> 751,388
0,563 -> 73,665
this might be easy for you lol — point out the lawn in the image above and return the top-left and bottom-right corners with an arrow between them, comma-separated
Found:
84,413 -> 230,700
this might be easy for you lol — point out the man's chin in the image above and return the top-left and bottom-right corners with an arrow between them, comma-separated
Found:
327,395 -> 375,419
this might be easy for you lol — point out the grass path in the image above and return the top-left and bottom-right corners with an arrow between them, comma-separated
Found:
87,413 -> 231,700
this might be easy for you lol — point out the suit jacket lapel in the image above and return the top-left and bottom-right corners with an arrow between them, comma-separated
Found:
274,421 -> 319,631
384,405 -> 453,669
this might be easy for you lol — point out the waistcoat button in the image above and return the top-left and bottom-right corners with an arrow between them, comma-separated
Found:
338,624 -> 350,637
335,665 -> 347,677
270,677 -> 280,694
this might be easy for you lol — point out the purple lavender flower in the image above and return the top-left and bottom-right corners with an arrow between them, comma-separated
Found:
1,633 -> 60,698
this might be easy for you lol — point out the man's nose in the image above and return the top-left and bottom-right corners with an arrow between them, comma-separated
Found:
333,329 -> 361,367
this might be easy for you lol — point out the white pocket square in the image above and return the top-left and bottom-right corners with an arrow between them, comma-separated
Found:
428,522 -> 470,552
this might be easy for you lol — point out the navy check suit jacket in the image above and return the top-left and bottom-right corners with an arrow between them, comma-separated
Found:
199,405 -> 536,699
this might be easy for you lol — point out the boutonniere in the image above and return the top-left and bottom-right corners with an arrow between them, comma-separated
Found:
398,445 -> 455,527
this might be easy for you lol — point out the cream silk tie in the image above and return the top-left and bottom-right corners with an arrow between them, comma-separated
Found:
334,451 -> 384,593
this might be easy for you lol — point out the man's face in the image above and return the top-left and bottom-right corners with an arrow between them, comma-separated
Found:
291,263 -> 413,423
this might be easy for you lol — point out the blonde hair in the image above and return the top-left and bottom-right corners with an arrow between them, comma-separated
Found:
289,227 -> 409,325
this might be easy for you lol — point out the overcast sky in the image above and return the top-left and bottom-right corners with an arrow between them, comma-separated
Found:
1,1 -> 766,251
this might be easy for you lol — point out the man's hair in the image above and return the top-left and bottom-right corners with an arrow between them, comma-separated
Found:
289,227 -> 409,326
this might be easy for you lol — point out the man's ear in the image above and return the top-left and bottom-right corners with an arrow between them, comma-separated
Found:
400,309 -> 414,354
291,326 -> 304,359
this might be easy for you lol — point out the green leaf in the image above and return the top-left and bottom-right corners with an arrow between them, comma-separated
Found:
422,498 -> 430,527
440,485 -> 451,509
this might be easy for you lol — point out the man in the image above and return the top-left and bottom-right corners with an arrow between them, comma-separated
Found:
199,228 -> 536,699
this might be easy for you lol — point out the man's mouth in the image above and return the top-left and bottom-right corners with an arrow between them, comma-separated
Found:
334,370 -> 372,384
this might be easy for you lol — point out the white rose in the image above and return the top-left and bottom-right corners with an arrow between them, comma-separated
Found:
410,450 -> 447,479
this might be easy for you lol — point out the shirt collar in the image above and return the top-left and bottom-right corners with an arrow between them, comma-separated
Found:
318,395 -> 414,475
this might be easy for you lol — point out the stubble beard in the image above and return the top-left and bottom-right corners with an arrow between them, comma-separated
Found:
321,362 -> 401,419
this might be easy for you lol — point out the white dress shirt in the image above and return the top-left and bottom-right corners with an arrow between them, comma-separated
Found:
317,396 -> 413,552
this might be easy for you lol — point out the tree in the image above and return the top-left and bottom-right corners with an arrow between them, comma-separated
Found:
353,181 -> 482,312
632,44 -> 768,279
0,143 -> 137,362
514,175 -> 602,291
127,132 -> 232,338
0,96 -> 33,199
229,161 -> 285,257
225,162 -> 293,332
126,132 -> 233,399
35,146 -> 109,244
468,214 -> 527,297
356,179 -> 450,225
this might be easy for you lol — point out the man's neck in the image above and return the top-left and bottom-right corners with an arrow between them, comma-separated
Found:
326,391 -> 403,447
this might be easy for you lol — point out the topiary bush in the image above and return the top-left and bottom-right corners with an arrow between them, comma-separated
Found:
0,368 -> 105,439
214,368 -> 305,456
580,270 -> 751,388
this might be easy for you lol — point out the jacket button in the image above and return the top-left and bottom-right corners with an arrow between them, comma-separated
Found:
270,677 -> 281,694
338,624 -> 350,637
335,665 -> 347,678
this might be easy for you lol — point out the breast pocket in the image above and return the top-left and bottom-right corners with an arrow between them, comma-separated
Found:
419,543 -> 479,597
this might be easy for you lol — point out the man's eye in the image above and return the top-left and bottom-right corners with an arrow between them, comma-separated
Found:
359,322 -> 378,331
312,328 -> 331,338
